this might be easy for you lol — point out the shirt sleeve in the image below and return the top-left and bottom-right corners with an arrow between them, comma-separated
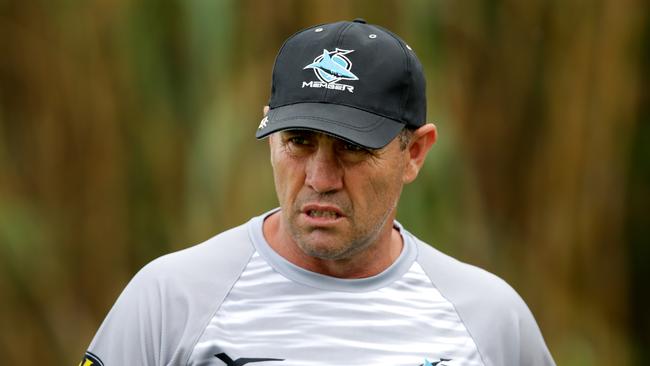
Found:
84,261 -> 167,366
80,224 -> 256,366
415,238 -> 556,366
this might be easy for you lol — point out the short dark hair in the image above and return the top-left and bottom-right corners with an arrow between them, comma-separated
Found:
398,127 -> 415,150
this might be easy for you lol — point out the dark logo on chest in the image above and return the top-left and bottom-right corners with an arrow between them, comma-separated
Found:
215,352 -> 284,365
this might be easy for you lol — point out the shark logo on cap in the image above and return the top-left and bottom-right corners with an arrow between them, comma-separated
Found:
304,48 -> 358,82
302,48 -> 357,93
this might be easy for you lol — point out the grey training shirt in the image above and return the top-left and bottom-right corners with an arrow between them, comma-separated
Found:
83,209 -> 555,366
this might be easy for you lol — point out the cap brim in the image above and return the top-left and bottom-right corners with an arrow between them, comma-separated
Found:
255,103 -> 405,149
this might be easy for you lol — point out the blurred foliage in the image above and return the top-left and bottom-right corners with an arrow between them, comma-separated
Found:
0,0 -> 648,365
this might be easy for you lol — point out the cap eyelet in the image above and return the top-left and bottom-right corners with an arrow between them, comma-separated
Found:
369,34 -> 377,39
315,27 -> 323,32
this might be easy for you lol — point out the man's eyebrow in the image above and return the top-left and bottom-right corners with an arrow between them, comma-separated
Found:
282,129 -> 316,136
280,130 -> 379,152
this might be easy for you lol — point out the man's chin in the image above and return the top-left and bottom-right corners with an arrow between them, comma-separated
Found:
299,246 -> 351,261
295,236 -> 353,261
295,233 -> 372,261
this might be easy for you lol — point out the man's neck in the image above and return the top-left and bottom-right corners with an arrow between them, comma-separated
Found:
262,211 -> 403,279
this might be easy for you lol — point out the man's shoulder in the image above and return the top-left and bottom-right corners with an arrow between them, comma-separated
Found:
134,221 -> 255,289
412,235 -> 555,366
414,237 -> 523,309
85,222 -> 258,365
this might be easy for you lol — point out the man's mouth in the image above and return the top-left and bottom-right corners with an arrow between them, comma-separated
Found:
301,204 -> 345,220
307,209 -> 340,219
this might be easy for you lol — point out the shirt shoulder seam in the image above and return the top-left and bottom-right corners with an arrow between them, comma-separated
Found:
182,247 -> 256,365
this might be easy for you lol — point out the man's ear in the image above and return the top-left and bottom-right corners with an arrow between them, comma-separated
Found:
403,123 -> 437,184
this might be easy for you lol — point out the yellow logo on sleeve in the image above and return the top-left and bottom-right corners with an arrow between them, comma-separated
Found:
79,352 -> 103,366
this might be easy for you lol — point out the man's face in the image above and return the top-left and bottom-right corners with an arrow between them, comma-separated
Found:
269,130 -> 411,260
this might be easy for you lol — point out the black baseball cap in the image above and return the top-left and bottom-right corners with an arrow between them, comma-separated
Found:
256,19 -> 426,149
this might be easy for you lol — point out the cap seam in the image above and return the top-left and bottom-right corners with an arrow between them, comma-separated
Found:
371,24 -> 412,122
270,114 -> 385,132
270,101 -> 408,125
269,23 -> 329,105
325,22 -> 354,101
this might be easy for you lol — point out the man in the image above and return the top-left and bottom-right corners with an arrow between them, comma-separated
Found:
81,19 -> 555,366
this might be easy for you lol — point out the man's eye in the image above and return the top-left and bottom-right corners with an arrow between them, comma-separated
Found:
343,143 -> 366,152
288,136 -> 310,145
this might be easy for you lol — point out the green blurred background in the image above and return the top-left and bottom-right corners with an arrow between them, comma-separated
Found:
1,0 -> 648,364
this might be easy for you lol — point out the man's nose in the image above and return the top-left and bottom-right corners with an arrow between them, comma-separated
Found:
305,146 -> 344,193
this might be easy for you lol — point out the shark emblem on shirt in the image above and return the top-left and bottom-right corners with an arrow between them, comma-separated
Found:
421,358 -> 452,366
